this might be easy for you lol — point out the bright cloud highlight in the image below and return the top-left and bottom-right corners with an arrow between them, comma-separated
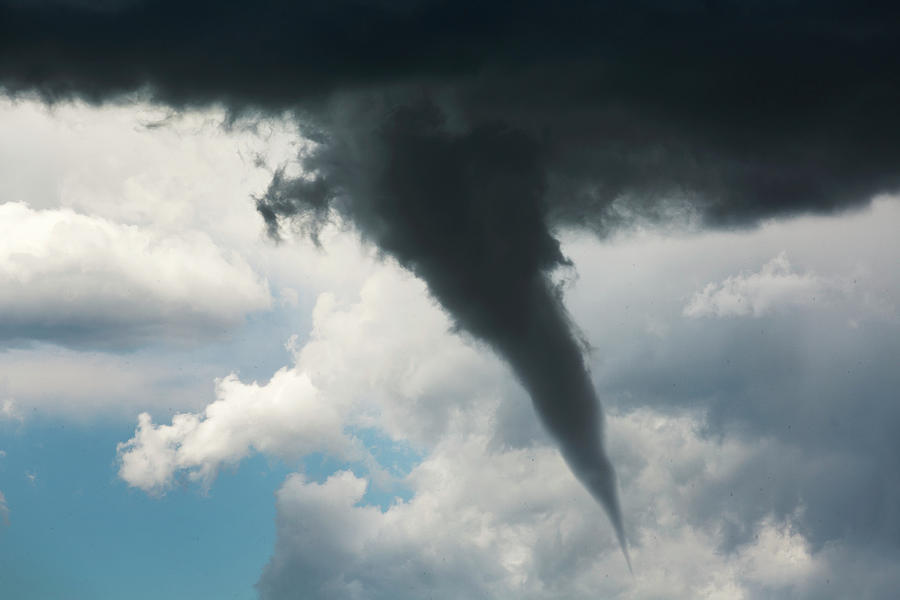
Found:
0,202 -> 271,348
683,252 -> 834,318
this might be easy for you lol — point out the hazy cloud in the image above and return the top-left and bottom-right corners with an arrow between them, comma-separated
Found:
0,345 -> 219,418
684,252 -> 836,318
0,399 -> 22,422
0,490 -> 8,527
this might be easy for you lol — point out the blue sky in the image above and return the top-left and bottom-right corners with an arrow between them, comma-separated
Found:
0,417 -> 420,599
1,97 -> 899,599
0,418 -> 286,600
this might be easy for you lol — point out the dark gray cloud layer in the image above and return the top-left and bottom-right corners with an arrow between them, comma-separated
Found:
3,0 -> 899,227
3,0 -> 899,568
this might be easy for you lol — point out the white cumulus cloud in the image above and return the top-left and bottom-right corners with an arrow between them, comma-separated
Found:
116,266 -> 506,494
258,410 -> 831,600
117,371 -> 354,494
0,202 -> 271,348
683,252 -> 834,318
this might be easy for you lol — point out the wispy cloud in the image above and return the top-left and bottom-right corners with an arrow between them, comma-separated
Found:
0,399 -> 22,423
0,490 -> 8,527
684,253 -> 837,318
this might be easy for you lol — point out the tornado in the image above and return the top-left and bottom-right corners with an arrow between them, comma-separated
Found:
257,101 -> 632,561
497,278 -> 631,568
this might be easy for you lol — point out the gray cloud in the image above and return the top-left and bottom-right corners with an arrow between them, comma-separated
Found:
560,201 -> 900,585
0,489 -> 8,527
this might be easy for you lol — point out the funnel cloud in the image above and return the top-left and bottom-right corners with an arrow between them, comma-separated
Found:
3,0 -> 900,568
258,101 -> 631,558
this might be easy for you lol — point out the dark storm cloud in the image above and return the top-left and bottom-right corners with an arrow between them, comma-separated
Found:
3,0 -> 899,225
3,0 -> 900,564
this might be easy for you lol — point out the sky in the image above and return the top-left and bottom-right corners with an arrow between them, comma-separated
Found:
1,2 -> 899,599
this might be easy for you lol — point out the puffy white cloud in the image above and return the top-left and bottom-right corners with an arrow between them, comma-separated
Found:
255,401 -> 894,598
117,371 -> 354,494
293,269 -> 509,447
258,409 -> 840,600
562,196 -> 899,339
683,252 -> 836,318
0,202 -> 271,348
116,266 -> 509,493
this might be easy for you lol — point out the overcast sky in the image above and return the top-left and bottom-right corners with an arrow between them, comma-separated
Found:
1,2 -> 899,599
